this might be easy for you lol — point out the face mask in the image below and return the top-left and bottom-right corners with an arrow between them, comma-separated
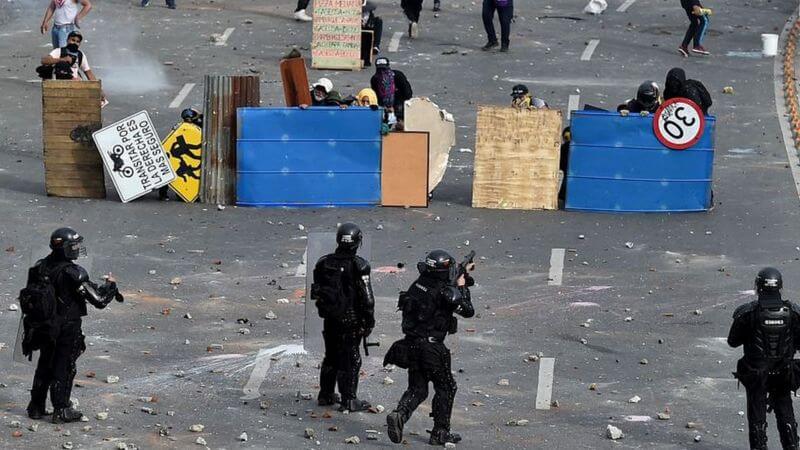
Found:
66,43 -> 79,53
313,91 -> 326,101
362,13 -> 369,26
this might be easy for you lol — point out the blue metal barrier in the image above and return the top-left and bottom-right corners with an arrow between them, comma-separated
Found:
565,110 -> 715,213
236,107 -> 382,207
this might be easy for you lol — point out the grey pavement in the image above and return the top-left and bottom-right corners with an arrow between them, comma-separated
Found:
0,0 -> 799,448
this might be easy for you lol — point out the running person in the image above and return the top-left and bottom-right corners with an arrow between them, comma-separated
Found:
678,0 -> 711,57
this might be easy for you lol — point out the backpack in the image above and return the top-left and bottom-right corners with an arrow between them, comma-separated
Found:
312,256 -> 356,322
35,47 -> 83,80
19,262 -> 65,323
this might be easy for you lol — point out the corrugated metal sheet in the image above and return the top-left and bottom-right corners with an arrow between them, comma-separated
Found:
565,110 -> 715,213
236,107 -> 382,207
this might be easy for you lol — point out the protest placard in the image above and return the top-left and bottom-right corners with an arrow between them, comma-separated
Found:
311,0 -> 362,70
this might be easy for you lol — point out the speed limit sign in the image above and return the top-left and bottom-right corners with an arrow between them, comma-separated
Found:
653,97 -> 705,150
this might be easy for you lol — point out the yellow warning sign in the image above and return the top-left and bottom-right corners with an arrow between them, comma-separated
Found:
162,123 -> 202,202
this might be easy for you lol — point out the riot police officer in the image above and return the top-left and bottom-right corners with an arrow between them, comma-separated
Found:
310,223 -> 375,412
729,267 -> 800,450
385,249 -> 475,446
21,228 -> 122,423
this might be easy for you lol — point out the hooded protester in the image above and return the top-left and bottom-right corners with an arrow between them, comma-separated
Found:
664,67 -> 712,115
617,81 -> 661,114
356,88 -> 378,107
370,57 -> 413,123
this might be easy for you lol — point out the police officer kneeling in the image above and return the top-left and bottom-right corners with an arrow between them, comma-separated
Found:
385,250 -> 475,446
729,267 -> 800,450
310,223 -> 376,412
20,228 -> 122,423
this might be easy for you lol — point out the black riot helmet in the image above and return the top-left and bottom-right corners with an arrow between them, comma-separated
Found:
636,81 -> 660,110
755,267 -> 783,295
417,249 -> 456,281
336,223 -> 363,251
50,227 -> 86,260
511,84 -> 529,99
181,108 -> 203,127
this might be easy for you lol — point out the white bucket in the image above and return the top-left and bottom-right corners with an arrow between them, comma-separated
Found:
762,33 -> 779,57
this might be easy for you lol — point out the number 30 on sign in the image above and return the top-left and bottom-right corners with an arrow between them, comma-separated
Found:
653,98 -> 705,150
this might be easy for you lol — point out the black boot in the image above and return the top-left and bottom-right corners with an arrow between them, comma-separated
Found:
481,41 -> 498,51
432,1 -> 440,12
429,428 -> 461,446
749,422 -> 768,450
387,411 -> 405,444
52,407 -> 83,424
27,378 -> 49,420
339,398 -> 371,412
780,421 -> 800,450
317,392 -> 341,406
26,401 -> 48,420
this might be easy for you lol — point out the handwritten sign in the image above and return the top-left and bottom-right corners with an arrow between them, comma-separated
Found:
92,111 -> 176,202
311,0 -> 362,70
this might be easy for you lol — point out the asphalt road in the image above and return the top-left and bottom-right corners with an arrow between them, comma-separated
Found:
1,0 -> 799,448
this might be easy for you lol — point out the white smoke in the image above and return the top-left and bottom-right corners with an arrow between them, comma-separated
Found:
83,15 -> 171,95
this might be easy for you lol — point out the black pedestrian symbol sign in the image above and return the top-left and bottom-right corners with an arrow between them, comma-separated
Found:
162,123 -> 203,202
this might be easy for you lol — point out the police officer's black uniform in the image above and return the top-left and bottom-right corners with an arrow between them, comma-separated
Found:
24,228 -> 122,423
386,250 -> 475,446
311,223 -> 376,412
729,267 -> 800,450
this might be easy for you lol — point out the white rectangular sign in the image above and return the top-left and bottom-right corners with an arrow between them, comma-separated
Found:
92,110 -> 176,203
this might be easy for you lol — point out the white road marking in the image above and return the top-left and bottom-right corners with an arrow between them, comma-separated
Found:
617,0 -> 637,12
581,39 -> 600,61
168,83 -> 196,109
535,357 -> 555,410
567,94 -> 580,120
547,248 -> 566,286
294,248 -> 307,278
773,17 -> 800,198
215,27 -> 235,46
388,31 -> 404,52
241,344 -> 307,400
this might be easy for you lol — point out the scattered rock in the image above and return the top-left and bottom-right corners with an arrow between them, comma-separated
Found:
589,383 -> 598,391
265,311 -> 278,320
657,412 -> 671,420
606,425 -> 624,440
624,242 -> 634,249
304,428 -> 316,439
580,338 -> 588,345
195,437 -> 207,446
526,354 -> 539,362
8,420 -> 20,428
497,378 -> 510,386
11,430 -> 22,438
238,328 -> 251,335
345,435 -> 361,444
578,234 -> 585,239
686,422 -> 702,429
693,309 -> 702,315
375,224 -> 384,230
628,395 -> 641,404
276,298 -> 290,304
8,304 -> 18,311
141,406 -> 155,415
506,419 -> 530,426
189,424 -> 205,433
298,224 -> 305,231
238,432 -> 248,442
624,317 -> 633,322
383,376 -> 394,385
639,359 -> 649,365
28,423 -> 38,432
106,375 -> 119,384
722,86 -> 734,94
444,443 -> 456,449
63,442 -> 74,450
170,277 -> 182,285
95,412 -> 108,421
694,435 -> 702,442
551,400 -> 560,408
184,313 -> 193,319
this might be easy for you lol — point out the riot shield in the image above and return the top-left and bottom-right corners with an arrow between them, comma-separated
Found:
303,232 -> 371,356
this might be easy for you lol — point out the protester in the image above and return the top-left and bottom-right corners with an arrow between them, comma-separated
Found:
433,0 -> 441,12
678,0 -> 711,56
664,67 -> 712,114
39,31 -> 97,82
294,0 -> 312,22
481,0 -> 513,52
510,84 -> 548,109
401,0 -> 423,38
370,57 -> 413,127
362,1 -> 383,54
356,88 -> 378,107
141,0 -> 176,9
617,81 -> 660,114
298,78 -> 349,108
40,0 -> 92,49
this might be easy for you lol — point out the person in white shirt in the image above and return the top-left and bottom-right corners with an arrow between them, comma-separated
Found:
41,31 -> 97,82
40,0 -> 92,49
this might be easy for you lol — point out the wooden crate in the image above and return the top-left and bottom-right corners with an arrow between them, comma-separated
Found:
472,106 -> 562,210
42,80 -> 105,198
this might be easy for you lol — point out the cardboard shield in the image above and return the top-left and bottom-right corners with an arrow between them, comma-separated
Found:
163,122 -> 203,202
304,232 -> 371,356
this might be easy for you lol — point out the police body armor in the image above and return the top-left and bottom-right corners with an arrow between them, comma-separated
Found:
399,276 -> 457,342
753,303 -> 793,364
312,254 -> 362,329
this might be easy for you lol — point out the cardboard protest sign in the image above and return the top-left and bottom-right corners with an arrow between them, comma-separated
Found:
163,122 -> 202,202
92,111 -> 176,203
311,0 -> 362,70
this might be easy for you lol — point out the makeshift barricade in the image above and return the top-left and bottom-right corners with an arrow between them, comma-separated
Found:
565,109 -> 716,212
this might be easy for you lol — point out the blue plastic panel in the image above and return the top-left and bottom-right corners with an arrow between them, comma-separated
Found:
236,107 -> 382,207
565,110 -> 715,213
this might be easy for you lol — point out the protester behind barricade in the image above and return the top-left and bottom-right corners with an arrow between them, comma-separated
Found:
300,78 -> 349,108
370,57 -> 412,129
678,0 -> 712,57
510,84 -> 548,109
664,67 -> 712,114
362,1 -> 383,55
617,81 -> 660,114
356,88 -> 378,107
38,31 -> 105,106
40,0 -> 92,49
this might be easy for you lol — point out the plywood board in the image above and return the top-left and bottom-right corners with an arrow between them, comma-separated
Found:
403,98 -> 456,194
42,80 -> 105,199
280,56 -> 312,107
311,0 -> 362,70
381,132 -> 429,207
472,106 -> 562,210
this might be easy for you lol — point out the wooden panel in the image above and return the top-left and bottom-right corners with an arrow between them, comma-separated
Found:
472,106 -> 562,210
403,98 -> 456,194
279,56 -> 312,107
42,81 -> 105,198
381,132 -> 429,207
